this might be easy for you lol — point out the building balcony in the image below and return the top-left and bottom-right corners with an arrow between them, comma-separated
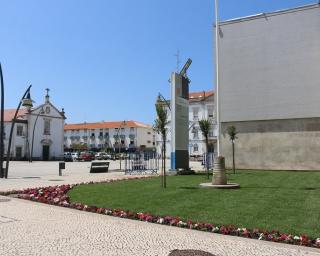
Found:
129,134 -> 135,139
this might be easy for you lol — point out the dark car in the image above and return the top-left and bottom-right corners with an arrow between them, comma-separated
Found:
64,152 -> 73,162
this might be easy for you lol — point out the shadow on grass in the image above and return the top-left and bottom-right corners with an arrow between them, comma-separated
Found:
179,186 -> 200,190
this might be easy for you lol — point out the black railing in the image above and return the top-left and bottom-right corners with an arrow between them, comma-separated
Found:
124,152 -> 159,174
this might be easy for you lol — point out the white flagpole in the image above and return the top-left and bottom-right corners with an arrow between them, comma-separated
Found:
215,0 -> 221,156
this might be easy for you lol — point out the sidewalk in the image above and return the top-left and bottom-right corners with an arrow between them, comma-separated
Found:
1,195 -> 319,256
0,161 -> 319,255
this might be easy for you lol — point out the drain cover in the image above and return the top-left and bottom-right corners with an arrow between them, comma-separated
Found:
169,250 -> 215,256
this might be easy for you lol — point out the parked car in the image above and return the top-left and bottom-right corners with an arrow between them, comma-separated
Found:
71,152 -> 79,161
79,152 -> 95,161
64,152 -> 73,162
94,152 -> 110,160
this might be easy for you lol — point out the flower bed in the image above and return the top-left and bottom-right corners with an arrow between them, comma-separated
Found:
5,178 -> 320,249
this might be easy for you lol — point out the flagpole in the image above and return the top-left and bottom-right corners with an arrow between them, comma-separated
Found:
215,0 -> 221,156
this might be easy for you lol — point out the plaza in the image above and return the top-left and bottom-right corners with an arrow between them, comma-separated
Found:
0,161 -> 319,256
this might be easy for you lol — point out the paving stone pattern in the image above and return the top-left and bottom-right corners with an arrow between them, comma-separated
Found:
0,161 -> 319,255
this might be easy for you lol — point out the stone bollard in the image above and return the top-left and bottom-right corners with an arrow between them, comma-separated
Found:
212,156 -> 227,185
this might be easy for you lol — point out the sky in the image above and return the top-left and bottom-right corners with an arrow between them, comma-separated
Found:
0,0 -> 316,125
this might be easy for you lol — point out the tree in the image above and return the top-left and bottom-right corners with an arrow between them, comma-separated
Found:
154,103 -> 169,188
199,119 -> 211,179
227,125 -> 238,174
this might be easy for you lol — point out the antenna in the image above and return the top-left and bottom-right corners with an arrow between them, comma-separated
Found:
174,50 -> 181,72
180,58 -> 192,77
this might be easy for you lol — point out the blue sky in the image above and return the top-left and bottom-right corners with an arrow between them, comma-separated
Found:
0,0 -> 316,124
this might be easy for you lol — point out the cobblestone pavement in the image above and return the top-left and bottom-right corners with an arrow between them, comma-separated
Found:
0,161 -> 319,256
0,160 -> 204,192
0,196 -> 319,256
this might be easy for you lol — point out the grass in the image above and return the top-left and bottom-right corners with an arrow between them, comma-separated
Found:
68,171 -> 320,238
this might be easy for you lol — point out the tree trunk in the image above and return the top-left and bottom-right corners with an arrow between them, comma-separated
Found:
232,140 -> 235,174
161,143 -> 164,187
163,134 -> 166,188
205,137 -> 209,179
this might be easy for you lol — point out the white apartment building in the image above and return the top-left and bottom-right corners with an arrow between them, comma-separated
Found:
64,121 -> 155,152
3,92 -> 66,160
156,90 -> 217,158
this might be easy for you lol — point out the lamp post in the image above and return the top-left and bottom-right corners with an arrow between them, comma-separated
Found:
215,0 -> 221,156
30,107 -> 44,162
0,64 -> 4,178
4,85 -> 33,178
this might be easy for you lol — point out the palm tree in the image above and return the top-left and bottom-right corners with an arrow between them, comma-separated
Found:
154,103 -> 169,188
227,125 -> 238,174
199,119 -> 211,179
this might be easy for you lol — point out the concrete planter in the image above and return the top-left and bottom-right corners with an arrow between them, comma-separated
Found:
212,156 -> 227,185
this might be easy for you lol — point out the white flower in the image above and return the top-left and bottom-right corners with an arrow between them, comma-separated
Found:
157,218 -> 164,224
294,236 -> 300,240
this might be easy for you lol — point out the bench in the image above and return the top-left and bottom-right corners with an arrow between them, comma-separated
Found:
90,161 -> 110,173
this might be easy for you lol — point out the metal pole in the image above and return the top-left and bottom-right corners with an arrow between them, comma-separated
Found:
30,108 -> 43,162
0,64 -> 4,178
4,85 -> 32,178
215,0 -> 221,156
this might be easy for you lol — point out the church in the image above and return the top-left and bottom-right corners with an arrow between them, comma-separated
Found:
4,90 -> 66,161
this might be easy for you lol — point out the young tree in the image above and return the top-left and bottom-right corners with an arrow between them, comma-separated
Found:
199,119 -> 211,179
227,125 -> 238,174
154,103 -> 169,188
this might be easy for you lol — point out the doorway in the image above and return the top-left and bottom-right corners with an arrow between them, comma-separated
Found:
42,145 -> 50,161
15,146 -> 22,160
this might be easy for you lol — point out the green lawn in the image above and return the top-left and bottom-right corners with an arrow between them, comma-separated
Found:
68,171 -> 320,238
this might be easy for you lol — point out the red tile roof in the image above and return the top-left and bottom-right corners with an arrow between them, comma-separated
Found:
65,120 -> 151,130
189,90 -> 214,99
2,109 -> 28,122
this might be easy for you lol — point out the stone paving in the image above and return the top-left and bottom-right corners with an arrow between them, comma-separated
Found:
0,196 -> 319,256
0,161 -> 319,255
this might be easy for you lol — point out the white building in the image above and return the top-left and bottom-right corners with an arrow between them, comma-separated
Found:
156,90 -> 217,158
64,120 -> 155,152
3,92 -> 66,160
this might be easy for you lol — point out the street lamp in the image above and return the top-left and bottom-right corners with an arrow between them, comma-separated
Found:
30,107 -> 45,162
0,64 -> 4,178
4,84 -> 33,178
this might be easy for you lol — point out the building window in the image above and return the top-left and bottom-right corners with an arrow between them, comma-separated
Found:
192,128 -> 199,139
17,125 -> 23,136
44,119 -> 51,135
91,133 -> 95,137
130,140 -> 134,145
207,105 -> 214,118
147,140 -> 151,144
193,144 -> 198,152
99,131 -> 103,136
193,107 -> 199,121
147,131 -> 151,135
121,139 -> 125,145
130,127 -> 134,133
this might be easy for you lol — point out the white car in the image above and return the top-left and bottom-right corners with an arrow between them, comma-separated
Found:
95,152 -> 111,160
71,152 -> 79,161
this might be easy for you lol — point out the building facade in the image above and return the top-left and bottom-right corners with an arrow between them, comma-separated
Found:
64,121 -> 155,152
217,4 -> 320,170
156,90 -> 217,158
3,93 -> 66,160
